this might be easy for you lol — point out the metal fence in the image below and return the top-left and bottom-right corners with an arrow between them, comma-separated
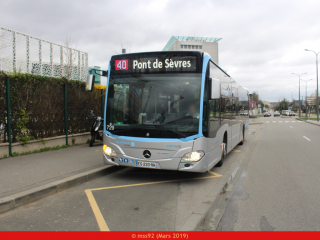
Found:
0,76 -> 105,157
0,27 -> 88,81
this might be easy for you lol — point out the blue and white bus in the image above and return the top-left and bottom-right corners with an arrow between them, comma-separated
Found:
87,51 -> 249,172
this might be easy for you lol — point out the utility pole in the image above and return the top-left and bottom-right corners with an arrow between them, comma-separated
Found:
305,49 -> 319,121
292,73 -> 307,118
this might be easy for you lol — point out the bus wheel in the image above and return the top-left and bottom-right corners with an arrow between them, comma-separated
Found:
239,129 -> 245,145
216,143 -> 226,167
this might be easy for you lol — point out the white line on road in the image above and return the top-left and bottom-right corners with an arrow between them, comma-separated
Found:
272,121 -> 276,123
279,121 -> 283,122
266,121 -> 269,123
292,121 -> 296,122
303,136 -> 311,141
285,121 -> 289,122
290,126 -> 293,128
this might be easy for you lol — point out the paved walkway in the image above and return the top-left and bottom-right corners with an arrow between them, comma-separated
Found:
0,143 -> 105,199
305,120 -> 320,126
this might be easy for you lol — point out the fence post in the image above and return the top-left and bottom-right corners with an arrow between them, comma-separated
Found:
6,78 -> 12,156
101,89 -> 104,118
64,84 -> 68,145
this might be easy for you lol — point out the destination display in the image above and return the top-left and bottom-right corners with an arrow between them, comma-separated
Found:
110,51 -> 202,75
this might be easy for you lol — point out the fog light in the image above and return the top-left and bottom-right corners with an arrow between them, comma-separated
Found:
181,151 -> 204,162
103,144 -> 117,157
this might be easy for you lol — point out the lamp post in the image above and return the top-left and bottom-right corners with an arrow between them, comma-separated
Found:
300,79 -> 312,120
305,49 -> 319,121
294,85 -> 303,112
278,94 -> 282,112
292,72 -> 307,118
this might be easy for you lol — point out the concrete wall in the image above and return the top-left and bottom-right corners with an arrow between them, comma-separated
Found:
0,131 -> 102,158
169,40 -> 219,64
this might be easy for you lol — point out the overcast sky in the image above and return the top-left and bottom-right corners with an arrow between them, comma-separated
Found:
1,0 -> 320,102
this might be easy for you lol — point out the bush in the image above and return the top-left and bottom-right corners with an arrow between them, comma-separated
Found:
0,71 -> 105,143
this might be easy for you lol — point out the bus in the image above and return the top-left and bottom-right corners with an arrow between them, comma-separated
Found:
87,51 -> 249,172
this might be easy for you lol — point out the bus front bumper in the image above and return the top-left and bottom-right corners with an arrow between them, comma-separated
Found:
103,153 -> 207,173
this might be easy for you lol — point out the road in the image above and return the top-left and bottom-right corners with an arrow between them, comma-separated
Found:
1,116 -> 318,231
0,134 -> 252,231
215,116 -> 320,231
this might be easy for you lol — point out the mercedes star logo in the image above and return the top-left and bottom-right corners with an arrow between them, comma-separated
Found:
143,150 -> 151,158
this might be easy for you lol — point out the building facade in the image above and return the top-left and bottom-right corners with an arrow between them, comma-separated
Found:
88,66 -> 101,85
163,36 -> 221,64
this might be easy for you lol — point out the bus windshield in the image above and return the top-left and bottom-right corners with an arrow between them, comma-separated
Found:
106,73 -> 202,138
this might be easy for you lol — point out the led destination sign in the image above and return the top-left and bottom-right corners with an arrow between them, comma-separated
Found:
110,52 -> 202,75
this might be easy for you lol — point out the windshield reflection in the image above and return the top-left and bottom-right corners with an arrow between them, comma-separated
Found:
106,74 -> 202,138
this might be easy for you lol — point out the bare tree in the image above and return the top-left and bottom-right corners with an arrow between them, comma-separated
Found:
62,35 -> 78,80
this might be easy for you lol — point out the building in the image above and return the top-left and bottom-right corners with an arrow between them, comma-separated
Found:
306,93 -> 317,105
249,97 -> 257,110
163,36 -> 221,64
88,66 -> 101,85
262,100 -> 271,110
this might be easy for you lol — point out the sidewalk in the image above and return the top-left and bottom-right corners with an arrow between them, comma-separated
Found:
0,142 -> 108,199
305,119 -> 320,126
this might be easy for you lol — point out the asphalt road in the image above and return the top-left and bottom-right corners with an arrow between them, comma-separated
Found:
216,116 -> 320,231
0,134 -> 252,231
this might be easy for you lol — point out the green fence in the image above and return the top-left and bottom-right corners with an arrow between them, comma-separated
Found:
0,71 -> 105,157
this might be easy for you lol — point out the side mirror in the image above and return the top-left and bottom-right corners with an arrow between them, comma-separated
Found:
86,74 -> 95,92
101,70 -> 108,77
210,78 -> 220,99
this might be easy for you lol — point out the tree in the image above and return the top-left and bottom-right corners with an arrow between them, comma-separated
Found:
252,91 -> 259,104
275,98 -> 289,111
62,35 -> 78,80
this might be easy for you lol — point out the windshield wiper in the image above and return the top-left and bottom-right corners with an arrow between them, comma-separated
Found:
156,125 -> 187,138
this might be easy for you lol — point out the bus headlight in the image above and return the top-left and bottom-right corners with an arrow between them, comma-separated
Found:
103,144 -> 117,157
181,151 -> 204,162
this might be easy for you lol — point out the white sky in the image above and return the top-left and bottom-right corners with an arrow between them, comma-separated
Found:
1,0 -> 320,102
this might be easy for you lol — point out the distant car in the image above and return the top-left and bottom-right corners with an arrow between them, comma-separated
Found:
274,111 -> 280,117
264,112 -> 271,117
289,111 -> 295,116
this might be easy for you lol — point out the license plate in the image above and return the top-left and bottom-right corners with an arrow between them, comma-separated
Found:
135,161 -> 159,169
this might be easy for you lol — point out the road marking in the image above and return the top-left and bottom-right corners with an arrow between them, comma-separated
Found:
303,136 -> 311,141
290,126 -> 293,128
272,121 -> 276,123
279,121 -> 283,122
266,121 -> 269,123
292,121 -> 296,122
85,171 -> 222,231
285,121 -> 289,122
231,149 -> 241,152
85,189 -> 109,231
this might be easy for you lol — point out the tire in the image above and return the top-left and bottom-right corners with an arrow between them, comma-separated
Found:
89,135 -> 95,147
216,143 -> 226,167
239,129 -> 244,145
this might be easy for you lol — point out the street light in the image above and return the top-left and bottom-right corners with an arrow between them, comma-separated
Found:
300,79 -> 312,120
278,94 -> 282,112
292,72 -> 307,118
305,49 -> 319,121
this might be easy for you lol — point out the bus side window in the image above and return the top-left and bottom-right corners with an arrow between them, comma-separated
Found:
202,63 -> 210,137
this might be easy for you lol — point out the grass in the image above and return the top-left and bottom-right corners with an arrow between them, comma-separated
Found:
1,143 -> 84,159
298,117 -> 318,121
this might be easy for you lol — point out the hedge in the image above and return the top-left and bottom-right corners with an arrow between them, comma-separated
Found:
0,71 -> 105,144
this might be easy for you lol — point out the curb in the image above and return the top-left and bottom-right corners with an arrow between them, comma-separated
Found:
296,118 -> 320,126
0,165 -> 113,214
249,122 -> 263,125
178,160 -> 241,231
